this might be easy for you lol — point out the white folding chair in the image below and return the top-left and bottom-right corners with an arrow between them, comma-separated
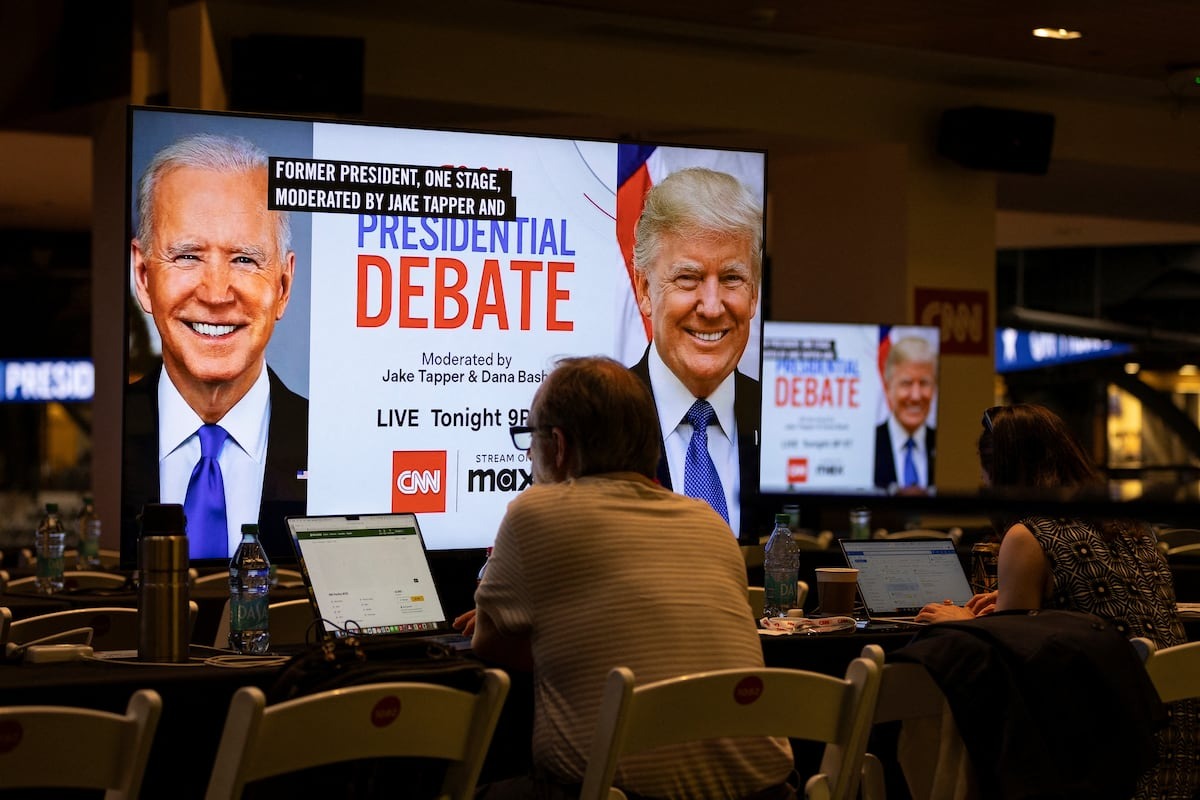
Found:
203,668 -> 510,800
0,688 -> 162,800
873,529 -> 963,546
1132,637 -> 1200,703
63,547 -> 123,569
212,597 -> 319,649
6,570 -> 129,591
194,567 -> 303,586
858,645 -> 974,800
9,602 -> 198,651
578,657 -> 881,800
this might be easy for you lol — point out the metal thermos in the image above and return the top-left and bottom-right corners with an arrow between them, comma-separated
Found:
138,503 -> 191,663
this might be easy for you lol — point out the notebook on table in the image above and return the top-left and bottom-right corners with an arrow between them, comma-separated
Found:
285,512 -> 471,648
838,539 -> 975,625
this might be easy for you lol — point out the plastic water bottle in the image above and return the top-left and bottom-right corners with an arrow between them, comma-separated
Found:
228,524 -> 271,653
763,513 -> 799,618
35,502 -> 67,594
75,494 -> 102,569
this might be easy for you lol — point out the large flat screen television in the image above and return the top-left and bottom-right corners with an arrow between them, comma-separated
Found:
759,321 -> 940,497
121,107 -> 767,566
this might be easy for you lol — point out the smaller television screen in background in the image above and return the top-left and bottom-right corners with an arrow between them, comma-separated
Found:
759,322 -> 940,496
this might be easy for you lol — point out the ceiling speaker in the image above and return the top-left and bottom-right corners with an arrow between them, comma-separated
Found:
937,107 -> 1055,175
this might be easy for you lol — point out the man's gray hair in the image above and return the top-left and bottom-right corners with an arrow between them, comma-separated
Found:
632,167 -> 762,284
135,132 -> 291,259
884,336 -> 937,383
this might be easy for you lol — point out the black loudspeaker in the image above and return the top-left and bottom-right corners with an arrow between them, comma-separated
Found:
937,106 -> 1055,175
230,35 -> 365,115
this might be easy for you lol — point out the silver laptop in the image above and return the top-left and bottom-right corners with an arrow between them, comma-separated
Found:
286,512 -> 469,647
838,539 -> 974,625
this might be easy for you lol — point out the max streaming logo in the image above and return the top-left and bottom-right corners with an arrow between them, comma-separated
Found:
787,457 -> 809,485
392,451 -> 447,513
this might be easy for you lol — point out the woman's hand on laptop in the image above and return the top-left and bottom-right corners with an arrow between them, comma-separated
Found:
452,609 -> 477,637
915,599 -> 975,623
965,590 -> 998,617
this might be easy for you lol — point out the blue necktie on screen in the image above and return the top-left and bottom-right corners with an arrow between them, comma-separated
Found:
903,437 -> 919,487
684,399 -> 729,522
184,424 -> 230,559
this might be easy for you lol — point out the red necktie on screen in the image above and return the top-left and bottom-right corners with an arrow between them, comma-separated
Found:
903,437 -> 919,487
184,424 -> 230,559
684,399 -> 729,522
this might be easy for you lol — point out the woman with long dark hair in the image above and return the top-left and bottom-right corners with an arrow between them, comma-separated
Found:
918,403 -> 1197,799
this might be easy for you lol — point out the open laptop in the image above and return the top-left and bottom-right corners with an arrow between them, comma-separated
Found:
286,512 -> 470,648
838,539 -> 975,625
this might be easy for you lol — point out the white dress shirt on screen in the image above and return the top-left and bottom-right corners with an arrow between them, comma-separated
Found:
158,366 -> 270,554
646,346 -> 740,534
886,413 -> 929,488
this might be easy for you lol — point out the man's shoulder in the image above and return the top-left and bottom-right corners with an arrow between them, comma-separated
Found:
267,368 -> 309,411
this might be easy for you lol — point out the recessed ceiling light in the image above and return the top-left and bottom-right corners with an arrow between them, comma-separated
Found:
1032,27 -> 1083,40
1124,362 -> 1140,375
1181,364 -> 1199,376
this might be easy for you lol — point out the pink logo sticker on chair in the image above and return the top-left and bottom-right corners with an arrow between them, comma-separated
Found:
733,676 -> 764,705
371,696 -> 401,727
0,720 -> 23,754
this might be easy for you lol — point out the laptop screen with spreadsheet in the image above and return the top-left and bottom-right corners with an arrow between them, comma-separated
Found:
286,513 -> 452,639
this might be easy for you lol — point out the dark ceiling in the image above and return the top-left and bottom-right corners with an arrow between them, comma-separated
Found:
4,1 -> 1200,361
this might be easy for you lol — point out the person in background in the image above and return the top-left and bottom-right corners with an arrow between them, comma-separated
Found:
874,336 -> 937,493
916,403 -> 1198,799
457,355 -> 794,800
628,167 -> 762,541
124,132 -> 307,562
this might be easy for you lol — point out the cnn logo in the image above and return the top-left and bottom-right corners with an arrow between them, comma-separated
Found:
392,451 -> 447,513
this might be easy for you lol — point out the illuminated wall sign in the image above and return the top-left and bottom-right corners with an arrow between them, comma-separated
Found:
995,328 -> 1132,373
0,359 -> 95,402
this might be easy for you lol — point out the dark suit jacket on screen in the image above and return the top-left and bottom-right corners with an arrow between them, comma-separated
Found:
121,362 -> 309,565
873,420 -> 936,490
631,347 -> 762,542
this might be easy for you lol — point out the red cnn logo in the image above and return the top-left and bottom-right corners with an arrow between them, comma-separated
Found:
733,676 -> 764,705
392,451 -> 447,513
787,458 -> 808,484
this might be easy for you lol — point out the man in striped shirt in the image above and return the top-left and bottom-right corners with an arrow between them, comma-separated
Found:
468,355 -> 794,800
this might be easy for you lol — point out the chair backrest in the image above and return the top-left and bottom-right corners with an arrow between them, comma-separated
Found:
203,668 -> 510,800
1154,528 -> 1200,549
212,597 -> 319,649
794,530 -> 836,551
9,602 -> 198,651
0,687 -> 162,800
747,585 -> 766,619
1166,542 -> 1200,557
63,548 -> 123,569
0,606 -> 10,645
1133,637 -> 1200,703
578,657 -> 881,800
194,567 -> 304,587
6,570 -> 129,591
857,644 -> 967,800
872,528 -> 962,546
747,582 -> 810,621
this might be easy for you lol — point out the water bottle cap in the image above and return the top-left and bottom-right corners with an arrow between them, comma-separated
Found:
774,513 -> 790,525
241,523 -> 260,536
46,502 -> 59,513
